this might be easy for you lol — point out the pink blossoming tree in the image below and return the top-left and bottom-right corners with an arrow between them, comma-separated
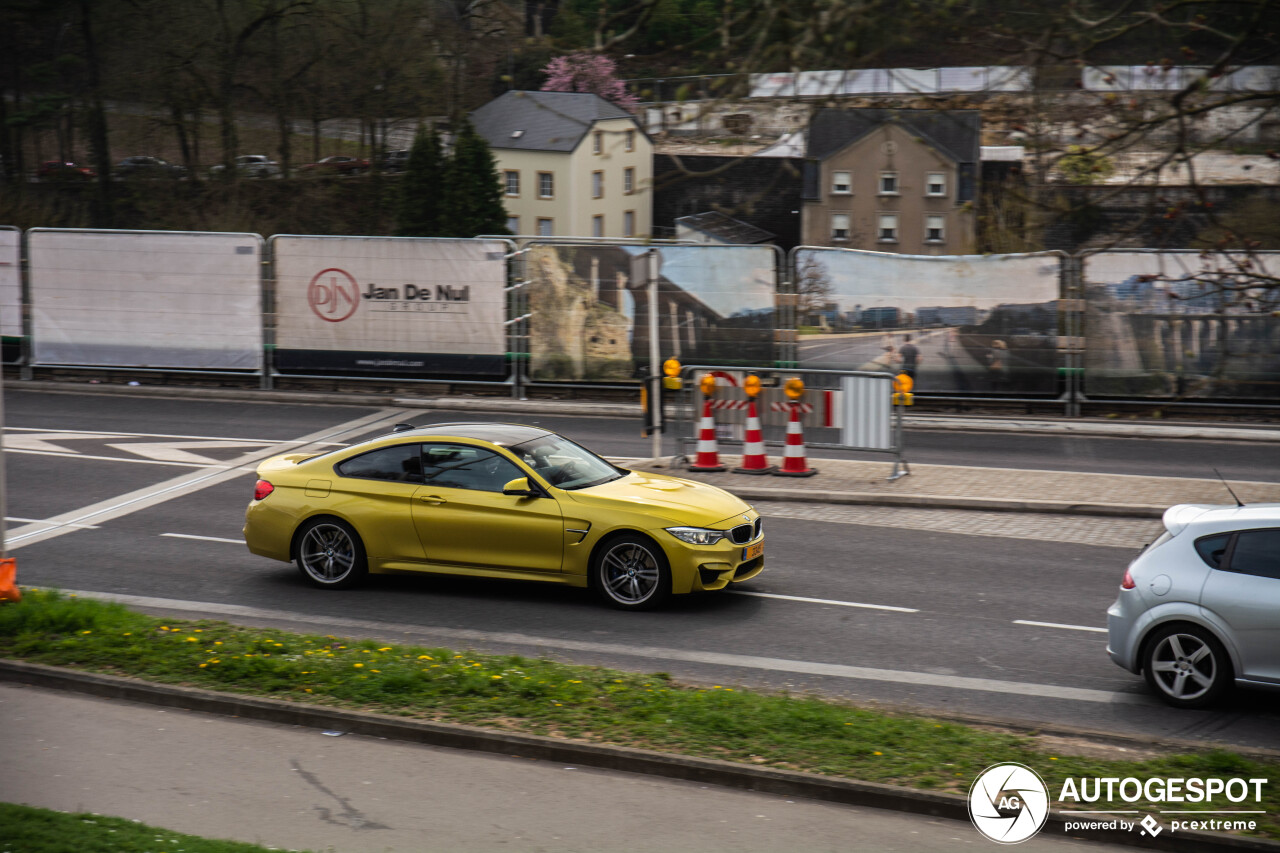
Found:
540,53 -> 639,112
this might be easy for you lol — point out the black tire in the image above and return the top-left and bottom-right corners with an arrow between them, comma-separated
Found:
295,518 -> 368,590
1142,624 -> 1232,709
592,534 -> 671,611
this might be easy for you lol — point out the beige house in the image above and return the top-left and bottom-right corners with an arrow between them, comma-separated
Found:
471,91 -> 652,240
801,109 -> 980,254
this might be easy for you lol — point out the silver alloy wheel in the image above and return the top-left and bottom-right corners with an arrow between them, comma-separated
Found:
1148,631 -> 1218,702
299,522 -> 357,584
600,540 -> 660,606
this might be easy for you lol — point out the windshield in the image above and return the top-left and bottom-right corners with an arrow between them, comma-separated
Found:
510,434 -> 625,490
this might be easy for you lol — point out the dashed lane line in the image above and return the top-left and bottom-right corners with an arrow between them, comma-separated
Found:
57,590 -> 1146,705
1014,619 -> 1108,633
727,590 -> 918,612
161,533 -> 245,545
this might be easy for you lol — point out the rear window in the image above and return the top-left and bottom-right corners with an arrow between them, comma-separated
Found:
1194,533 -> 1231,568
1226,528 -> 1280,580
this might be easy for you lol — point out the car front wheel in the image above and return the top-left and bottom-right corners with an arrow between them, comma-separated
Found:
296,518 -> 367,589
593,534 -> 671,610
1142,624 -> 1231,709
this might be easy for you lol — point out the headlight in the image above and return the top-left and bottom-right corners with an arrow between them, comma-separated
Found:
665,526 -> 726,545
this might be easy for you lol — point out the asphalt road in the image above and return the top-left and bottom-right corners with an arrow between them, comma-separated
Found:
6,388 -> 1279,755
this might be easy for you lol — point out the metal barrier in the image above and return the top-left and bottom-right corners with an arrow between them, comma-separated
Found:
670,364 -> 909,480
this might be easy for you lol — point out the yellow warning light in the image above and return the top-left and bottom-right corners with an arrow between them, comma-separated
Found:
893,372 -> 914,394
700,373 -> 717,396
784,377 -> 805,400
743,374 -> 762,398
892,392 -> 915,406
663,358 -> 682,378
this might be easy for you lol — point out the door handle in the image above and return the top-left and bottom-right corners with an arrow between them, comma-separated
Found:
419,495 -> 447,505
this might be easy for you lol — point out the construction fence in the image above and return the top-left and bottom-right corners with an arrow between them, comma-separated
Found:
1,227 -> 1276,407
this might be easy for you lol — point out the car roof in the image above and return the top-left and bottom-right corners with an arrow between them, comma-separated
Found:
1164,502 -> 1280,535
381,422 -> 555,447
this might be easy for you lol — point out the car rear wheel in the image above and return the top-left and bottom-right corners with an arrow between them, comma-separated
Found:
593,534 -> 670,611
1142,624 -> 1231,709
296,518 -> 367,590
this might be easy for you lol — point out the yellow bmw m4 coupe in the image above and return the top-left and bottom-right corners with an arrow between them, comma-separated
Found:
244,422 -> 764,609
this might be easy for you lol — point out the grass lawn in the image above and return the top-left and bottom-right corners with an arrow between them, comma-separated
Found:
2,589 -> 1277,841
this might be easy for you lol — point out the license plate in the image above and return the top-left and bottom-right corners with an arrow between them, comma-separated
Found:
742,541 -> 763,560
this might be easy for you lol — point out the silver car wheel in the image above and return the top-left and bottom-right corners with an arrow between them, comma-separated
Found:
1143,626 -> 1232,708
595,536 -> 670,610
297,520 -> 365,588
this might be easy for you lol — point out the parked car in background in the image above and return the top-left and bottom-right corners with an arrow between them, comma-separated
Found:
377,149 -> 410,173
116,155 -> 186,179
1108,502 -> 1280,708
38,160 -> 96,181
244,422 -> 764,610
300,155 -> 369,176
209,154 -> 281,179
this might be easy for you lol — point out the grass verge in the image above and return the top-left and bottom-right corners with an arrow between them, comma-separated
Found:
2,590 -> 1277,840
0,801 -> 313,853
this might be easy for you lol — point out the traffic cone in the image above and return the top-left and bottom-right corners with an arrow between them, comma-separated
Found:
688,399 -> 727,472
0,558 -> 20,603
733,399 -> 775,474
774,403 -> 817,477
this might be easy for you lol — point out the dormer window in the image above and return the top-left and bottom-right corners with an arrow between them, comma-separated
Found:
511,130 -> 524,139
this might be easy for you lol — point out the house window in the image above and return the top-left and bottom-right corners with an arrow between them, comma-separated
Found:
926,172 -> 946,197
831,213 -> 850,242
926,214 -> 945,242
623,210 -> 635,237
592,215 -> 605,238
504,170 -> 519,196
538,172 -> 554,199
624,167 -> 634,194
593,131 -> 603,154
879,172 -> 898,195
506,216 -> 520,234
592,170 -> 604,199
537,218 -> 553,237
625,130 -> 635,151
878,213 -> 899,242
832,171 -> 852,194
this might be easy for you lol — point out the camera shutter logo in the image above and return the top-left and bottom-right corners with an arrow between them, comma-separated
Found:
308,268 -> 360,322
969,763 -> 1050,844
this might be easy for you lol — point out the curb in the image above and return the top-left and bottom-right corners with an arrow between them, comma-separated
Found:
2,660 -> 1275,853
14,379 -> 1280,442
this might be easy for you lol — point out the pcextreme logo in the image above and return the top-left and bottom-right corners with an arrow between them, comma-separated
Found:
969,763 -> 1050,844
967,764 -> 1270,845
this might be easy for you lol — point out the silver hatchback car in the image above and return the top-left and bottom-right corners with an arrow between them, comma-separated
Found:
1108,503 -> 1280,708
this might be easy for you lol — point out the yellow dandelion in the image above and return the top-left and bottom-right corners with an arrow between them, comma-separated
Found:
186,637 -> 198,642
81,631 -> 92,635
491,675 -> 502,680
353,663 -> 364,668
418,655 -> 433,661
874,751 -> 883,756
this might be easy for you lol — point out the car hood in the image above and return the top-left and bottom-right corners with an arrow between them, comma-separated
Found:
565,470 -> 751,527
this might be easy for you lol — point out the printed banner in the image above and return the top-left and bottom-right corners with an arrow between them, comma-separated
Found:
29,229 -> 263,369
524,243 -> 777,381
1083,250 -> 1280,399
793,249 -> 1063,394
272,236 -> 508,376
0,227 -> 19,364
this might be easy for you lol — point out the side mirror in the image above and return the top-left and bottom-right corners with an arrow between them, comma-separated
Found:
502,477 -> 536,497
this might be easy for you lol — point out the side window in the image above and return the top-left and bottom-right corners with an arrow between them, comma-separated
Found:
1194,533 -> 1232,568
336,443 -> 423,483
1225,529 -> 1280,580
422,444 -> 523,493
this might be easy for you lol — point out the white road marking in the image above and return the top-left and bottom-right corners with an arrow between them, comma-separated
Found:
6,431 -> 125,453
7,425 -> 346,444
57,590 -> 1147,705
5,517 -> 99,530
728,590 -> 918,613
161,533 -> 245,545
1013,620 -> 1107,633
7,409 -> 409,550
107,440 -> 276,465
7,448 -> 211,467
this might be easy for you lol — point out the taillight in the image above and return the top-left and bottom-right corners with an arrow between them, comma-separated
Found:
254,479 -> 274,500
1121,568 -> 1136,590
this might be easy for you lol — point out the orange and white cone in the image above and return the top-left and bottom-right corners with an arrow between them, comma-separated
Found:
733,399 -> 775,474
774,403 -> 817,477
688,399 -> 727,472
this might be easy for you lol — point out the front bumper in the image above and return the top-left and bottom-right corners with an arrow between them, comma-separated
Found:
663,535 -> 765,593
